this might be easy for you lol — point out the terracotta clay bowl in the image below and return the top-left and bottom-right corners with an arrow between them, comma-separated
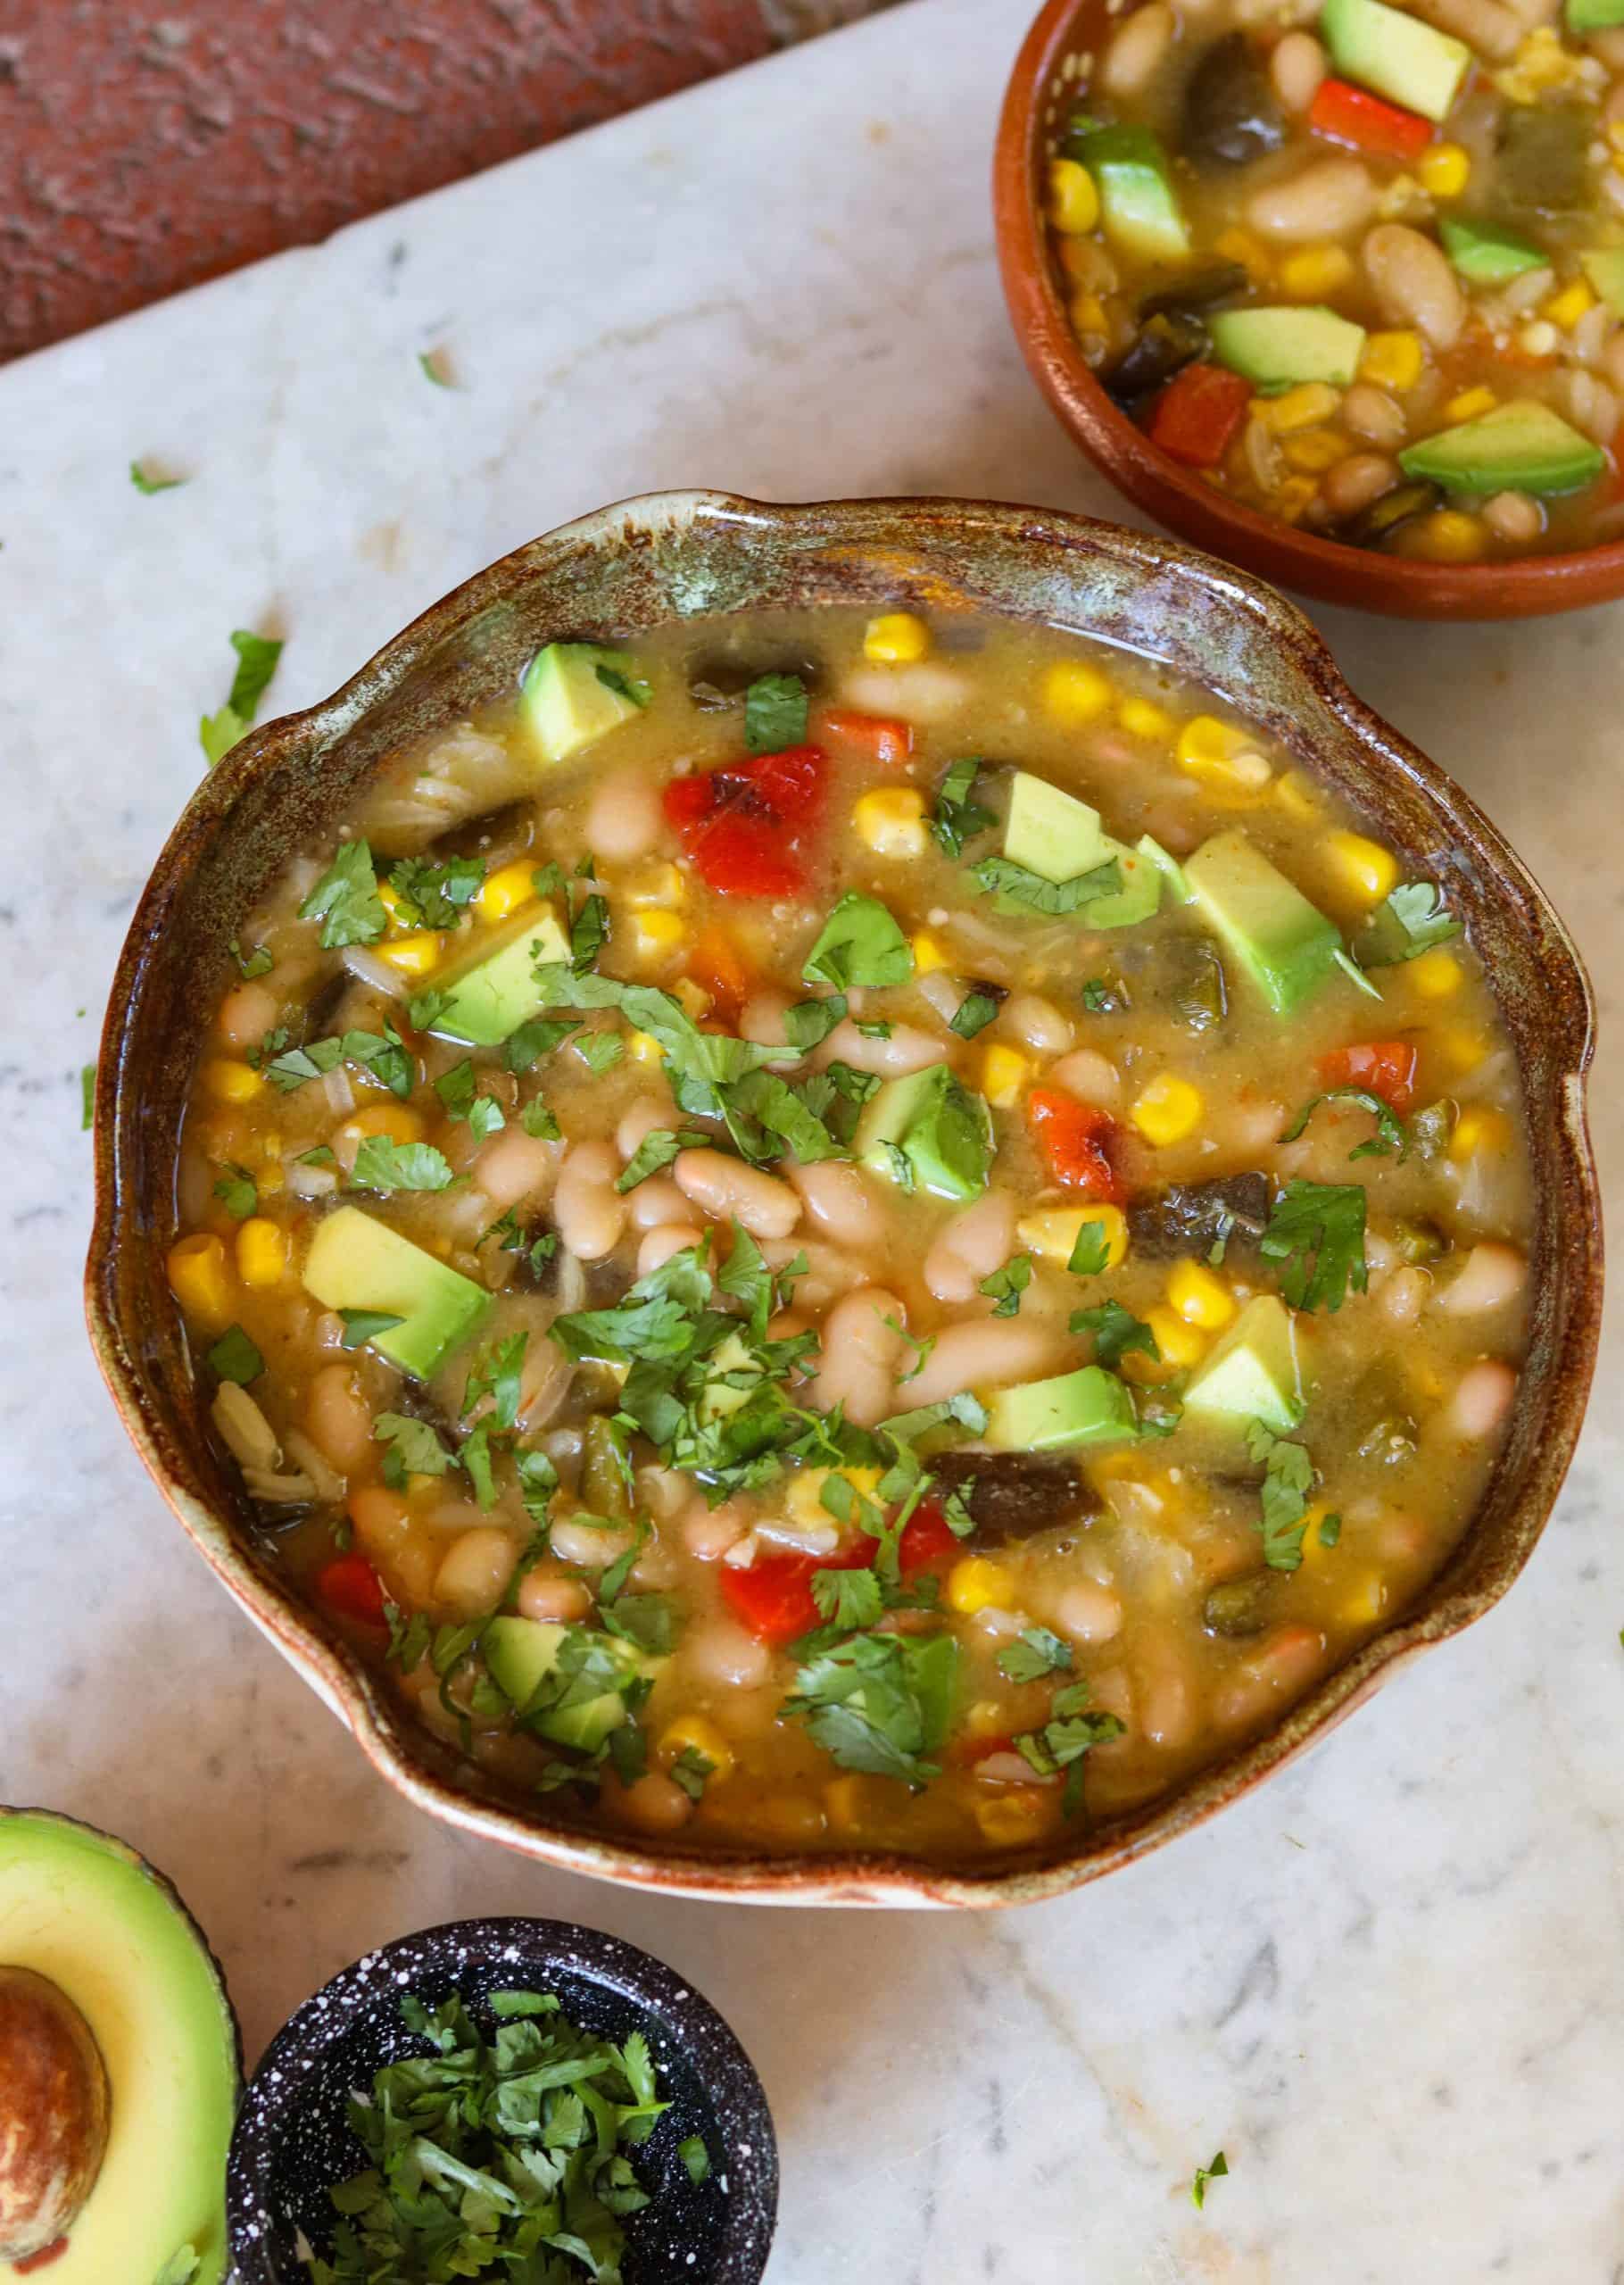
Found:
994,0 -> 1624,620
87,489 -> 1602,1907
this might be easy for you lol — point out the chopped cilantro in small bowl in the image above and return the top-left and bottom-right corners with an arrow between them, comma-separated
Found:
226,1917 -> 775,2284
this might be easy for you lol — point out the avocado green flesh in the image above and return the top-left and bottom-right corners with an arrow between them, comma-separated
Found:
1183,831 -> 1342,1016
483,1618 -> 657,1752
426,908 -> 571,1048
1183,1296 -> 1304,1435
984,1366 -> 1139,1453
1086,844 -> 1163,930
1581,247 -> 1624,317
302,1207 -> 493,1379
1398,399 -> 1606,496
1322,0 -> 1470,120
1073,124 -> 1190,263
1209,305 -> 1366,390
1004,772 -> 1107,885
1569,0 -> 1624,31
856,1065 -> 993,1201
518,643 -> 644,766
0,1811 -> 238,2285
1439,217 -> 1545,286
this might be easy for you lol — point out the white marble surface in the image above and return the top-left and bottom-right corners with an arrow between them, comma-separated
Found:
3,0 -> 1621,2274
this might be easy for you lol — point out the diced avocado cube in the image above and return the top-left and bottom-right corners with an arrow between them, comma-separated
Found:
1321,0 -> 1470,121
1004,772 -> 1108,885
302,1207 -> 492,1379
699,1331 -> 757,1423
984,1366 -> 1140,1453
1139,832 -> 1192,904
1569,0 -> 1624,32
1184,831 -> 1342,1016
1398,399 -> 1605,497
1182,1295 -> 1303,1435
423,908 -> 570,1047
1071,122 -> 1191,265
518,643 -> 648,767
1581,247 -> 1624,317
1085,842 -> 1163,930
1440,217 -> 1546,287
482,1617 -> 660,1754
856,1064 -> 993,1202
1209,306 -> 1366,391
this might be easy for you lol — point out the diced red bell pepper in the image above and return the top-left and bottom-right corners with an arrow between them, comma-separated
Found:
662,745 -> 827,898
661,772 -> 717,832
316,1552 -> 388,1628
689,813 -> 806,899
1148,362 -> 1254,470
1026,1089 -> 1125,1201
685,924 -> 755,1027
898,1499 -> 965,1581
816,708 -> 914,767
719,1538 -> 873,1645
12,2242 -> 70,2276
1308,76 -> 1432,163
1317,1039 -> 1419,1114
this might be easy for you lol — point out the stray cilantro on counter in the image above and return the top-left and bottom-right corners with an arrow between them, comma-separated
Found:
200,628 -> 284,768
79,1062 -> 95,1131
130,459 -> 186,494
1191,2150 -> 1229,2210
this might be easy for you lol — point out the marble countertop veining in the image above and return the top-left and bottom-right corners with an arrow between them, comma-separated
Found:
1,0 -> 1620,2276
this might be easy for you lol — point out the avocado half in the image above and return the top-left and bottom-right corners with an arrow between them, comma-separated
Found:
0,1807 -> 241,2282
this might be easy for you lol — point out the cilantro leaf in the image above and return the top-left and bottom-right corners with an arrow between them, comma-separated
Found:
949,990 -> 1000,1040
130,459 -> 186,495
435,1058 -> 507,1139
1260,1180 -> 1367,1312
1246,1419 -> 1314,1571
297,840 -> 386,950
781,994 -> 849,1052
616,1128 -> 688,1192
349,1134 -> 455,1193
206,1325 -> 263,1384
998,1627 -> 1074,1683
386,852 -> 484,929
745,671 -> 809,754
338,1307 -> 405,1350
79,1063 -> 95,1132
931,757 -> 997,859
812,1566 -> 883,1630
783,1631 -> 958,1785
573,1030 -> 626,1076
678,2134 -> 712,2184
374,1411 -> 454,1484
1356,880 -> 1462,968
978,1254 -> 1032,1319
1280,1087 -> 1407,1161
972,853 -> 1123,916
1067,1219 -> 1110,1277
505,1014 -> 580,1072
464,1331 -> 528,1433
668,1744 -> 716,1803
1069,1300 -> 1158,1369
1192,2151 -> 1229,2210
211,1164 -> 259,1222
802,893 -> 913,991
569,891 -> 611,974
200,629 -> 282,766
230,937 -> 273,979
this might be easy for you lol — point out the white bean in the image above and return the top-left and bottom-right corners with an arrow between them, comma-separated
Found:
551,1515 -> 637,1569
1320,452 -> 1399,519
1377,1265 -> 1430,1326
476,1127 -> 558,1209
584,767 -> 664,863
681,1496 -> 753,1560
518,1570 -> 593,1624
1341,383 -> 1408,445
305,1364 -> 376,1474
788,1160 -> 890,1249
1045,1048 -> 1121,1109
608,1772 -> 693,1834
1054,1579 -> 1123,1644
1412,0 -> 1523,58
1362,223 -> 1464,350
1438,1241 -> 1527,1317
675,1148 -> 801,1237
760,1237 -> 867,1309
816,1019 -> 946,1076
217,979 -> 279,1049
1001,993 -> 1074,1057
617,1093 -> 677,1159
434,1526 -> 518,1616
1248,157 -> 1375,242
924,1189 -> 1017,1304
684,1619 -> 774,1690
638,1222 -> 705,1276
1448,1359 -> 1517,1439
838,661 -> 968,722
741,990 -> 795,1048
808,1288 -> 908,1427
1270,29 -> 1326,111
900,1317 -> 1065,1408
628,1173 -> 687,1230
1102,2 -> 1174,96
552,1138 -> 627,1260
1482,490 -> 1544,546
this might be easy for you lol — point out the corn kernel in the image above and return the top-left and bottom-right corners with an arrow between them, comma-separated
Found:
975,1790 -> 1056,1849
1069,290 -> 1109,339
947,1557 -> 1016,1616
1323,830 -> 1399,908
203,1058 -> 264,1104
376,879 -> 403,926
911,931 -> 949,975
1015,1203 -> 1129,1271
626,1029 -> 666,1065
1445,385 -> 1498,425
1543,278 -> 1595,331
1340,1571 -> 1388,1626
1118,694 -> 1175,743
377,932 -> 443,978
1398,509 -> 1487,564
1131,1073 -> 1204,1147
1178,712 -> 1272,801
1449,1105 -> 1512,1160
1042,660 -> 1113,725
1518,319 -> 1559,359
1263,381 -> 1342,435
1408,948 -> 1463,999
1282,428 -> 1352,473
671,979 -> 710,1022
1278,245 -> 1355,300
476,860 -> 540,926
1166,1259 -> 1235,1331
981,1043 -> 1032,1110
236,1217 -> 287,1289
629,909 -> 686,962
1274,768 -> 1322,823
1272,476 -> 1318,525
1214,225 -> 1271,284
965,1698 -> 1012,1740
658,1716 -> 734,1785
824,1773 -> 897,1836
1047,156 -> 1100,235
166,1233 -> 235,1328
1143,1305 -> 1207,1369
1359,329 -> 1425,392
255,1163 -> 284,1198
1417,141 -> 1471,198
1438,1024 -> 1487,1074
1297,1503 -> 1335,1566
852,785 -> 929,858
339,1102 -> 426,1153
863,611 -> 931,665
625,862 -> 685,910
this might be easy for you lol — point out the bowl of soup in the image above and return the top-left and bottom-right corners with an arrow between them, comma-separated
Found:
996,0 -> 1624,615
87,491 -> 1600,1905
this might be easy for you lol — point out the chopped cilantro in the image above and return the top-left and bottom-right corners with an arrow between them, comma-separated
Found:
230,937 -> 273,979
1318,1510 -> 1342,1549
79,1062 -> 95,1131
668,1744 -> 716,1803
802,893 -> 913,991
573,1030 -> 626,1076
812,1566 -> 884,1630
1280,1087 -> 1407,1161
931,756 -> 996,859
504,1014 -> 580,1072
979,1255 -> 1032,1318
520,1097 -> 562,1140
677,2134 -> 712,2185
200,628 -> 283,767
129,459 -> 186,494
1261,1179 -> 1367,1313
1067,1219 -> 1110,1277
781,994 -> 849,1052
435,1059 -> 506,1141
783,1630 -> 957,1786
1081,976 -> 1122,1014
386,852 -> 484,929
1069,1299 -> 1158,1369
1247,1419 -> 1314,1571
211,1164 -> 259,1222
569,892 -> 611,974
998,1627 -> 1074,1683
972,852 -> 1122,916
417,346 -> 453,386
374,1412 -> 453,1485
206,1325 -> 263,1385
949,990 -> 1000,1040
349,1134 -> 455,1193
1357,880 -> 1462,968
464,1332 -> 527,1433
338,1308 -> 406,1350
616,1128 -> 700,1193
297,839 -> 386,950
1191,2150 -> 1229,2210
1015,1680 -> 1125,1816
744,671 -> 808,754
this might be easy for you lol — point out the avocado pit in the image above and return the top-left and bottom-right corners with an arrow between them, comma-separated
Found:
0,1967 -> 110,2264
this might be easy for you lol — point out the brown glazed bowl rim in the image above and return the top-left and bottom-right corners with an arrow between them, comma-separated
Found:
87,488 -> 1602,1907
993,0 -> 1624,621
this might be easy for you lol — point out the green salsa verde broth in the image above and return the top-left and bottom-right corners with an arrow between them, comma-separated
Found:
170,608 -> 1532,1859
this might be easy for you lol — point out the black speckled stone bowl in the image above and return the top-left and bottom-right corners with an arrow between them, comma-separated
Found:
226,1917 -> 777,2284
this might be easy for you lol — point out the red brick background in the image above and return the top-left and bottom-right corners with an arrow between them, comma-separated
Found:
0,0 -> 890,364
